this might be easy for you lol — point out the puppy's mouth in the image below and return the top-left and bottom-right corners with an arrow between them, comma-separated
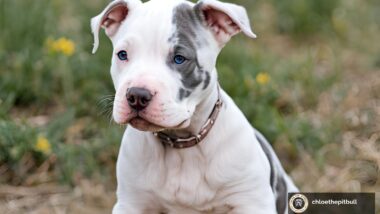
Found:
129,116 -> 166,132
126,113 -> 189,132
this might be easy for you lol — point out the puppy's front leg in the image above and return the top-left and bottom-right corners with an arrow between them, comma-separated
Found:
112,202 -> 140,214
113,202 -> 164,214
228,206 -> 277,214
227,188 -> 278,214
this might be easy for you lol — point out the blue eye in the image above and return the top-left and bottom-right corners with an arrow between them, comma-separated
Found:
173,55 -> 186,64
117,50 -> 128,61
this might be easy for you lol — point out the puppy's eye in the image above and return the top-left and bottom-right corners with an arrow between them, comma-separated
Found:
173,55 -> 186,64
117,50 -> 128,61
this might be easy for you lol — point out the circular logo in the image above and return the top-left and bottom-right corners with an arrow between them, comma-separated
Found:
289,193 -> 309,213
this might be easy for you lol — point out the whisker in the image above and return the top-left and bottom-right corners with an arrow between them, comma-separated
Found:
97,94 -> 115,120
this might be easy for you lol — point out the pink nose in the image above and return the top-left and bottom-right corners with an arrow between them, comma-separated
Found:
126,87 -> 152,111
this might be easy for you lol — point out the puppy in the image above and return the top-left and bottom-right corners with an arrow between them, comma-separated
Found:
91,0 -> 298,213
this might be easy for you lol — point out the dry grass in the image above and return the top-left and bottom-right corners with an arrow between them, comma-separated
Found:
291,58 -> 380,210
0,180 -> 115,214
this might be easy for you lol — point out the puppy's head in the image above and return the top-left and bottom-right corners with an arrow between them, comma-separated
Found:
91,0 -> 256,132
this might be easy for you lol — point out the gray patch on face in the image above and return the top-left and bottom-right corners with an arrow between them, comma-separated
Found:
168,33 -> 176,43
168,3 -> 210,101
203,71 -> 211,89
178,88 -> 191,100
255,130 -> 288,214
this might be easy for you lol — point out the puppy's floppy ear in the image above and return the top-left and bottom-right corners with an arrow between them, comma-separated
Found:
195,0 -> 256,46
91,0 -> 142,53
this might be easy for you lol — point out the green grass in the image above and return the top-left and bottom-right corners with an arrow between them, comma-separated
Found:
0,0 -> 379,188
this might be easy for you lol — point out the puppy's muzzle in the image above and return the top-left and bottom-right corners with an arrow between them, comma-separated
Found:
126,87 -> 152,111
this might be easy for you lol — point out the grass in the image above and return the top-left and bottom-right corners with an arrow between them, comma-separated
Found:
0,0 -> 379,211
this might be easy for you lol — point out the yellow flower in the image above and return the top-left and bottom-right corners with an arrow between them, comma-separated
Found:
35,135 -> 51,154
256,72 -> 270,85
46,37 -> 75,56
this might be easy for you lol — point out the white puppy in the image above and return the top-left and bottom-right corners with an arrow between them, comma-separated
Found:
91,0 -> 298,213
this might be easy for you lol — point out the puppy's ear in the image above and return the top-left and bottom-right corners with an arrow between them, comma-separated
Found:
91,0 -> 142,53
195,0 -> 256,47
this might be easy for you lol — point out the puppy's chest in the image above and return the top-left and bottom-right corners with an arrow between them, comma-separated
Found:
147,150 -> 228,211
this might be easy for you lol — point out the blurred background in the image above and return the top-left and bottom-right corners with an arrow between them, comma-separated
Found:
0,0 -> 379,213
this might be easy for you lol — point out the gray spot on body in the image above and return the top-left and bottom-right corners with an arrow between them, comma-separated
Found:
255,130 -> 288,214
256,131 -> 275,187
275,176 -> 287,214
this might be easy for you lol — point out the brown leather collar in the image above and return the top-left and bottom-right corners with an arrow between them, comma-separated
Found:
153,88 -> 223,149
